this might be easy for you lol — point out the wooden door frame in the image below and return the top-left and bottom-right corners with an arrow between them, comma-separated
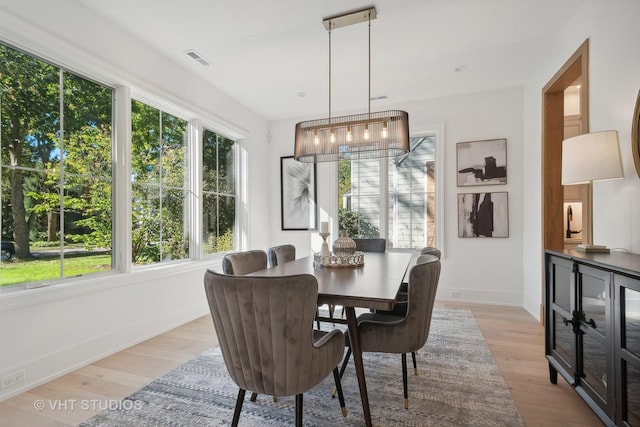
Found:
542,39 -> 590,252
541,40 -> 590,320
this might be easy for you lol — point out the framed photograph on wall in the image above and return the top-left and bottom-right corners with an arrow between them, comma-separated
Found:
456,138 -> 507,186
280,156 -> 317,230
457,192 -> 509,238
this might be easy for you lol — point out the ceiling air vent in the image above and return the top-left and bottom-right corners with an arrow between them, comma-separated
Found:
185,50 -> 210,67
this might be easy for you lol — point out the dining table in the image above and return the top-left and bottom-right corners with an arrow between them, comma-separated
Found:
250,250 -> 414,427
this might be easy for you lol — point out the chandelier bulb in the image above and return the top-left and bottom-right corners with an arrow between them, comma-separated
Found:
314,130 -> 320,145
330,129 -> 336,143
364,124 -> 370,140
381,122 -> 388,138
346,126 -> 353,142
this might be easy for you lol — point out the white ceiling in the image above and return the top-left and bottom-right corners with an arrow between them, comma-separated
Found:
75,0 -> 585,121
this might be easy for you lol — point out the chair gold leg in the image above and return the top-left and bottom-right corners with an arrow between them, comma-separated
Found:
332,345 -> 352,398
273,396 -> 278,402
332,367 -> 347,417
412,351 -> 418,376
250,392 -> 257,402
402,353 -> 409,410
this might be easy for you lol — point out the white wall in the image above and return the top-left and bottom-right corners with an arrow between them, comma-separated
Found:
269,86 -> 525,306
0,2 -> 270,400
522,0 -> 640,319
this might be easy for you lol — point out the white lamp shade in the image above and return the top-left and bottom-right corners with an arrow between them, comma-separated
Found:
561,130 -> 624,185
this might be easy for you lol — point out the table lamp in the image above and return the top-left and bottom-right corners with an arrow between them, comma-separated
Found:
561,130 -> 624,252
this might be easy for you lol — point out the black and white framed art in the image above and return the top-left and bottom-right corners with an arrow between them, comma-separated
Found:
457,191 -> 509,238
456,138 -> 507,186
280,156 -> 317,230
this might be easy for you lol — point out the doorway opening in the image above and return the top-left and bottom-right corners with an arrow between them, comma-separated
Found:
542,39 -> 590,254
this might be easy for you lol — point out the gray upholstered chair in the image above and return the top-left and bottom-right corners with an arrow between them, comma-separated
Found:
268,244 -> 330,330
352,238 -> 386,253
267,244 -> 296,267
334,238 -> 387,320
398,246 -> 441,295
377,247 -> 442,376
221,249 -> 270,402
204,270 -> 347,426
337,254 -> 441,409
222,249 -> 268,275
420,246 -> 441,258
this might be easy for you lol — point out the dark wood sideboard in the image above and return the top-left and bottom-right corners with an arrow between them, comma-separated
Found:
545,249 -> 640,426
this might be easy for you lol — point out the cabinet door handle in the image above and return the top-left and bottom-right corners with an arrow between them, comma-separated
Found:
562,310 -> 582,334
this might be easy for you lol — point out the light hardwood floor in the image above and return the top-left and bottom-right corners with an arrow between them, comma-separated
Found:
0,303 -> 603,426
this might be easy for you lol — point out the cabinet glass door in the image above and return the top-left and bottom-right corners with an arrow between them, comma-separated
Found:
623,286 -> 640,425
582,333 -> 607,397
578,264 -> 612,416
625,288 -> 640,358
624,362 -> 640,425
548,256 -> 575,375
550,259 -> 576,366
582,273 -> 607,331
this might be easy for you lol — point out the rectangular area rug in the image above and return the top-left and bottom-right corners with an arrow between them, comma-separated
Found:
80,308 -> 523,426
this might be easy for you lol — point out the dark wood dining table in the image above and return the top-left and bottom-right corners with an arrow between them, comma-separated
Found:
250,251 -> 414,427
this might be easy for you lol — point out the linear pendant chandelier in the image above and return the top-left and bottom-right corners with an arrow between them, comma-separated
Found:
294,7 -> 410,163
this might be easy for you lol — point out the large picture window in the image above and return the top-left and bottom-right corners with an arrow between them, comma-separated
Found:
0,39 -> 242,291
0,42 -> 114,287
338,135 -> 438,249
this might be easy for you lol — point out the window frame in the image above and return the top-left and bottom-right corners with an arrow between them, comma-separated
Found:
0,38 -> 247,295
340,128 -> 445,254
0,41 -> 117,285
129,97 -> 191,266
200,126 -> 239,258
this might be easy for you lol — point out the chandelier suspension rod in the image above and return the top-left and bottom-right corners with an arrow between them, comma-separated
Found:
329,26 -> 332,123
368,12 -> 371,119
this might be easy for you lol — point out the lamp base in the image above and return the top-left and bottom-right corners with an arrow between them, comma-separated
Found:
575,244 -> 610,253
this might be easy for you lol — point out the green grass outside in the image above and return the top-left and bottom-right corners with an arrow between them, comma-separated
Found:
0,254 -> 112,286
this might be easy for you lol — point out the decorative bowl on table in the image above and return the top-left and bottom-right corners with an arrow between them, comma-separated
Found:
314,251 -> 364,268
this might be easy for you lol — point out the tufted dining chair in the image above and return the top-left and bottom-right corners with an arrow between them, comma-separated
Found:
397,246 -> 441,296
222,249 -> 268,276
204,270 -> 347,426
268,244 -> 330,330
420,246 -> 441,259
334,238 -> 387,321
385,247 -> 442,376
334,237 -> 386,319
221,249 -> 269,402
335,254 -> 441,409
267,244 -> 296,268
352,238 -> 387,253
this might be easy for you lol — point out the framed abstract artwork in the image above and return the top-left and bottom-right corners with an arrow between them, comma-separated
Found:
280,156 -> 317,230
456,138 -> 507,186
457,192 -> 509,238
